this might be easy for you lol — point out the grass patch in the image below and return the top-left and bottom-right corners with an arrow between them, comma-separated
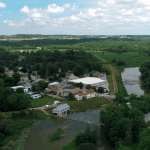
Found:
33,110 -> 48,119
30,95 -> 63,108
63,97 -> 110,112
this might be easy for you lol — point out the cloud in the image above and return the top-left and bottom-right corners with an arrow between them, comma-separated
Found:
71,4 -> 79,12
3,18 -> 31,27
20,5 -> 30,13
0,2 -> 6,8
63,3 -> 70,9
47,3 -> 65,13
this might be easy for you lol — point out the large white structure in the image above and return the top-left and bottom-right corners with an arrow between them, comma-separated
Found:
68,77 -> 107,86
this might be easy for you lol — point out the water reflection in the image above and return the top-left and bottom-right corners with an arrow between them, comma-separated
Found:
121,67 -> 144,96
23,107 -> 115,150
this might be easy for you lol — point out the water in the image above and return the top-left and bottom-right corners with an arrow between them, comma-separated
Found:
23,107 -> 114,150
121,67 -> 145,96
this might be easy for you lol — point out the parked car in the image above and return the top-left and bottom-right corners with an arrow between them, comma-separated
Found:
31,94 -> 41,99
31,95 -> 39,99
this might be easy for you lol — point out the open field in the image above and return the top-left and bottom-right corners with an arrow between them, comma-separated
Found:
62,97 -> 111,112
30,95 -> 61,108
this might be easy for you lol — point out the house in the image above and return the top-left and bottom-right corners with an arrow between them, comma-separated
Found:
52,103 -> 70,116
16,66 -> 23,70
23,84 -> 32,91
48,82 -> 59,87
5,70 -> 14,77
69,74 -> 79,80
75,92 -> 87,101
50,86 -> 61,94
89,70 -> 101,77
37,47 -> 41,49
20,73 -> 29,82
84,89 -> 96,99
62,85 -> 80,94
54,101 -> 60,105
66,70 -> 73,77
100,72 -> 106,77
61,90 -> 70,97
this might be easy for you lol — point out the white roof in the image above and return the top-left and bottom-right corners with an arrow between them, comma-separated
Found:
49,82 -> 59,86
68,77 -> 106,85
11,86 -> 24,89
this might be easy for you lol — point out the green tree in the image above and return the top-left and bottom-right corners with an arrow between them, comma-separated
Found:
97,87 -> 104,93
2,93 -> 31,112
92,86 -> 96,92
67,93 -> 75,101
12,72 -> 22,86
117,145 -> 132,150
114,93 -> 126,103
78,143 -> 96,150
137,135 -> 150,150
73,65 -> 84,76
37,80 -> 47,90
124,119 -> 132,146
86,84 -> 91,90
128,93 -> 137,101
16,88 -> 24,93
85,125 -> 91,134
112,58 -> 116,63
31,85 -> 36,92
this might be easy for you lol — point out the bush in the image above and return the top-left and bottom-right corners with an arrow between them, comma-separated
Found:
50,115 -> 56,119
4,126 -> 14,136
11,112 -> 19,118
78,143 -> 96,150
19,110 -> 26,117
0,133 -> 5,141
29,110 -> 33,115
50,130 -> 61,142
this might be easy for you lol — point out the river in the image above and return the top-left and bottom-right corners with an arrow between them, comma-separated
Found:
121,67 -> 150,96
23,107 -> 114,150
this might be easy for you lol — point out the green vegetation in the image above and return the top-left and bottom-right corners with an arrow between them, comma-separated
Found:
64,97 -> 110,112
30,95 -> 59,108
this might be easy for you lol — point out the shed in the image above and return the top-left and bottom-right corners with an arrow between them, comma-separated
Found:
52,103 -> 70,116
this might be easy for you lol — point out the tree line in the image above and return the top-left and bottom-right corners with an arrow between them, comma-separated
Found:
100,93 -> 150,150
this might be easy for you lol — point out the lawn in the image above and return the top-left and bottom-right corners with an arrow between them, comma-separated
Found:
30,95 -> 63,108
61,97 -> 111,112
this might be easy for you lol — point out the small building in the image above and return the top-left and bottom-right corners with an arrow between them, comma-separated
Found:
52,103 -> 70,116
89,70 -> 101,77
62,85 -> 80,94
50,86 -> 61,94
49,82 -> 59,87
66,70 -> 73,77
23,84 -> 32,91
16,66 -> 23,70
45,103 -> 51,108
61,90 -> 70,97
5,70 -> 14,77
20,73 -> 29,82
20,50 -> 24,52
84,89 -> 96,99
69,75 -> 79,80
100,72 -> 106,77
75,92 -> 87,101
54,101 -> 60,105
37,47 -> 41,49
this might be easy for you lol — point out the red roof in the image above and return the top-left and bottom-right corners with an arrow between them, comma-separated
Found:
85,89 -> 95,94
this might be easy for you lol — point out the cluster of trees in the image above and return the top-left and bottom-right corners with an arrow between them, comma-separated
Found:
139,60 -> 150,88
31,80 -> 48,92
101,94 -> 150,150
0,86 -> 31,112
86,84 -> 105,93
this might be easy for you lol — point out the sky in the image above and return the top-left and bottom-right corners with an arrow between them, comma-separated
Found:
1,0 -> 150,35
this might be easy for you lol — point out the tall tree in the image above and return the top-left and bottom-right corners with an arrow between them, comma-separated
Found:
12,72 -> 22,86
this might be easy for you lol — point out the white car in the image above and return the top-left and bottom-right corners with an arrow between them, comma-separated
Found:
32,95 -> 39,99
31,94 -> 41,99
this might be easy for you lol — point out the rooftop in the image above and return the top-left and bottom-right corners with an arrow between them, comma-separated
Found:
68,77 -> 106,85
63,85 -> 78,90
89,70 -> 98,74
85,89 -> 95,94
55,103 -> 70,111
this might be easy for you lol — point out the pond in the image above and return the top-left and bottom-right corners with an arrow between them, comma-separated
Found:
23,107 -> 114,150
121,67 -> 150,96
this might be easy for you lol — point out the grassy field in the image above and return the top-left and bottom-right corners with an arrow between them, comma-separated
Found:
62,97 -> 110,112
30,95 -> 62,108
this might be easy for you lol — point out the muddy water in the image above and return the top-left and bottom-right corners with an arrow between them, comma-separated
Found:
23,107 -> 114,150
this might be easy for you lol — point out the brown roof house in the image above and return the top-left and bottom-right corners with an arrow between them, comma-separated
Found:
50,86 -> 61,94
20,73 -> 29,82
63,85 -> 80,94
89,70 -> 100,77
84,89 -> 96,99
5,70 -> 14,77
75,92 -> 87,101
